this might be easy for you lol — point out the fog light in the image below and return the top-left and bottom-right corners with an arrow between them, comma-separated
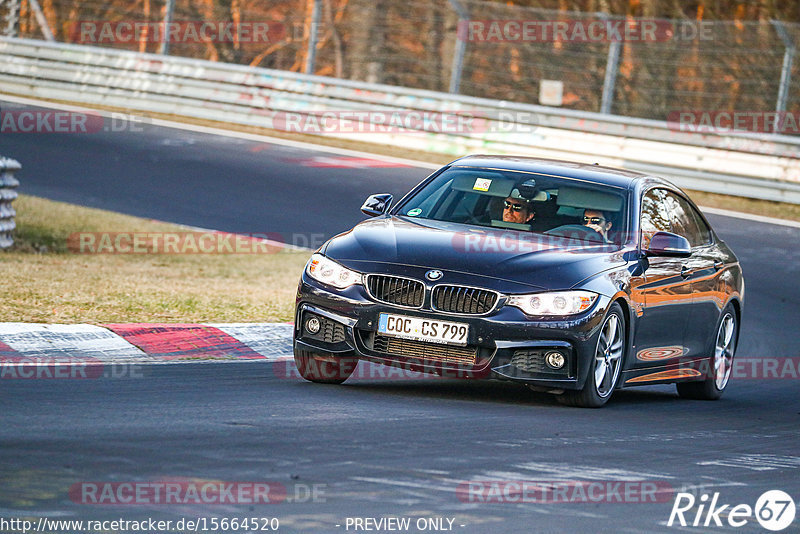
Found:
306,316 -> 321,335
545,351 -> 565,370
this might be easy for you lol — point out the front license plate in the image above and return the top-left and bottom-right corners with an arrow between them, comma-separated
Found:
377,313 -> 469,346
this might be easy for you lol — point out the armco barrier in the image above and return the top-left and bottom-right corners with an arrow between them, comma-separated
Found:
0,157 -> 20,249
2,37 -> 800,203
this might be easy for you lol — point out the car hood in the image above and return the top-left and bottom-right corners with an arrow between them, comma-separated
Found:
323,216 -> 625,290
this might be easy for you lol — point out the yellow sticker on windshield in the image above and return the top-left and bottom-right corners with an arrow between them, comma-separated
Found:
473,178 -> 492,191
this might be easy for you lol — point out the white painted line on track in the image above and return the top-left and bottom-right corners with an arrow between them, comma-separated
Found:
3,93 -> 799,229
495,462 -> 676,481
697,454 -> 800,471
699,206 -> 800,229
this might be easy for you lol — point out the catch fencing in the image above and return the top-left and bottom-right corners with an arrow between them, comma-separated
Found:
1,0 -> 798,122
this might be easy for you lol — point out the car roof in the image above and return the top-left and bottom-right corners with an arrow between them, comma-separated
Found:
449,155 -> 659,190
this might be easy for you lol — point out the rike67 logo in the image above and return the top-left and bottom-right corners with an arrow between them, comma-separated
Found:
668,490 -> 796,531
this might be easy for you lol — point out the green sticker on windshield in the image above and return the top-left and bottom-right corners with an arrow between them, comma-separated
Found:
407,208 -> 422,217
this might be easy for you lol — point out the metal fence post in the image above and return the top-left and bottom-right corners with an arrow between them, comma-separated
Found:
27,0 -> 54,41
160,0 -> 176,55
2,0 -> 20,38
447,0 -> 468,94
772,20 -> 795,133
0,157 -> 21,250
304,0 -> 322,75
600,39 -> 621,114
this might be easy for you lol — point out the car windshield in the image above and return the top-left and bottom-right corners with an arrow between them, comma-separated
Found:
397,166 -> 628,245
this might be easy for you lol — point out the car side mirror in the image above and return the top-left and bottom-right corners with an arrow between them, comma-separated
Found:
361,193 -> 393,217
645,231 -> 692,258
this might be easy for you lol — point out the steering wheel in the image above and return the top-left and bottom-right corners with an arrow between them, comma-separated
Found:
544,224 -> 605,242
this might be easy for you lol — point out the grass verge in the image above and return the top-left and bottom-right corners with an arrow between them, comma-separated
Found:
0,195 -> 310,323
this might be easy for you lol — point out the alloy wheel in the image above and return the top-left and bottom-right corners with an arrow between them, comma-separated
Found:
594,313 -> 624,397
714,313 -> 735,390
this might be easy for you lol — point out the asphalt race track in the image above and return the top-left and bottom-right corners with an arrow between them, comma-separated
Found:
0,100 -> 427,243
2,99 -> 799,533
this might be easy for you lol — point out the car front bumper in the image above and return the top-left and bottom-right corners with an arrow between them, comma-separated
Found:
294,272 -> 612,391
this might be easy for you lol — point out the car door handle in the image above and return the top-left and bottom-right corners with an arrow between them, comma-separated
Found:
714,261 -> 724,271
680,265 -> 691,279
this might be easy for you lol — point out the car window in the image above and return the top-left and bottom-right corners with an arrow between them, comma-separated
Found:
641,188 -> 707,248
428,189 -> 483,221
669,194 -> 708,247
413,179 -> 452,217
687,204 -> 713,246
397,167 -> 628,245
640,189 -> 671,248
449,191 -> 482,220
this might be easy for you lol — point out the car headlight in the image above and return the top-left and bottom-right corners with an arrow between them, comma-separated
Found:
506,290 -> 598,316
305,253 -> 363,289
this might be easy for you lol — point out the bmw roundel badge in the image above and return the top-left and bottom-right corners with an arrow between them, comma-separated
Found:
425,270 -> 443,281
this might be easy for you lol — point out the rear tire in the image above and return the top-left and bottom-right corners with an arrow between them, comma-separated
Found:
558,302 -> 626,408
293,348 -> 357,384
676,304 -> 737,400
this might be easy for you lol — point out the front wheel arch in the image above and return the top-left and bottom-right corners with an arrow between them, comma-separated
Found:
728,298 -> 742,349
590,296 -> 633,377
613,296 -> 632,347
558,301 -> 628,408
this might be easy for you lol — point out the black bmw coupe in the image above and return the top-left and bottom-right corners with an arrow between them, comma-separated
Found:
293,156 -> 743,407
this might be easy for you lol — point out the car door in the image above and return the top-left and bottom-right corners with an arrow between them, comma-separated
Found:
631,188 -> 695,367
668,195 -> 723,361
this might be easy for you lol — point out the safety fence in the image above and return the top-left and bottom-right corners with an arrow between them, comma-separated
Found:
1,37 -> 800,203
1,0 -> 799,123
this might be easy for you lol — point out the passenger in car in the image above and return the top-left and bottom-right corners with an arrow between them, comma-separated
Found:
583,209 -> 613,242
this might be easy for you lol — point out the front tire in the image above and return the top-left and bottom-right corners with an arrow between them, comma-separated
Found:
558,302 -> 626,408
294,348 -> 357,384
676,305 -> 737,400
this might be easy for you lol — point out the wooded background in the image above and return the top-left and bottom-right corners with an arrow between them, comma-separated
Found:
3,0 -> 799,121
